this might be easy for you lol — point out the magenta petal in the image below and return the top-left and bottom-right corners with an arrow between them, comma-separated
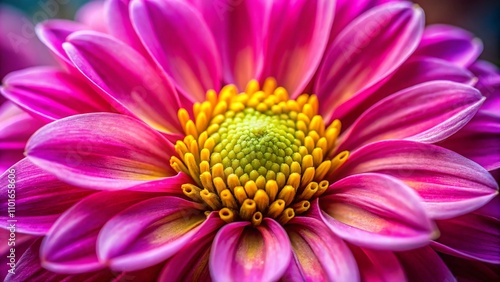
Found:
262,0 -> 334,98
40,191 -> 158,273
315,2 -> 424,120
35,19 -> 87,70
6,239 -> 115,281
432,212 -> 500,264
316,173 -> 435,251
64,31 -> 182,133
337,81 -> 484,151
349,245 -> 406,282
0,101 -> 43,150
0,158 -> 94,235
334,140 -> 498,219
1,66 -> 112,122
335,57 -> 475,128
130,0 -> 221,102
439,112 -> 500,171
26,113 -> 176,190
283,217 -> 359,281
210,219 -> 292,282
329,0 -> 398,40
192,0 -> 268,89
98,198 -> 222,271
414,24 -> 483,67
159,215 -> 219,281
396,247 -> 454,281
105,0 -> 149,56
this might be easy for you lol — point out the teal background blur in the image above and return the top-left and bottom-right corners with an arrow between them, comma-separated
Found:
2,0 -> 499,64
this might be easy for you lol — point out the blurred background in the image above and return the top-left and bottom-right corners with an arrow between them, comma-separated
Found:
1,0 -> 499,64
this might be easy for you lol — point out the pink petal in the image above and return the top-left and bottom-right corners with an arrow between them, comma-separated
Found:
315,2 -> 424,121
316,173 -> 435,251
349,245 -> 406,282
1,66 -> 112,122
0,149 -> 24,172
328,0 -> 400,41
283,217 -> 359,281
337,81 -> 484,152
0,158 -> 94,235
396,247 -> 454,281
64,31 -> 182,133
333,140 -> 498,219
432,212 -> 500,264
210,219 -> 292,282
41,191 -> 159,273
0,230 -> 35,280
104,0 -> 149,55
26,113 -> 177,190
159,218 -> 219,281
130,0 -> 221,102
439,112 -> 500,171
35,19 -> 87,70
191,0 -> 269,89
335,57 -> 475,129
0,101 -> 44,150
7,239 -> 115,281
414,24 -> 483,67
98,198 -> 222,271
75,0 -> 107,33
262,0 -> 335,98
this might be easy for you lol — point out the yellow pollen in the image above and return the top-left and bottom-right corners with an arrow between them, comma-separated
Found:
170,78 -> 348,226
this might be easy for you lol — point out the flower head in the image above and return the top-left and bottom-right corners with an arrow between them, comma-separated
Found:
1,0 -> 499,281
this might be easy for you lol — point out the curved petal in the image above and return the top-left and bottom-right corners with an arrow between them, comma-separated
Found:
64,31 -> 182,133
159,216 -> 220,281
283,217 -> 359,282
333,140 -> 499,219
349,245 -> 406,282
0,101 -> 43,150
396,247 -> 454,281
432,213 -> 500,264
328,0 -> 399,41
470,61 -> 500,116
316,173 -> 435,251
35,19 -> 87,70
414,24 -> 483,67
262,0 -> 335,98
130,0 -> 221,102
210,219 -> 292,282
315,2 -> 424,121
335,57 -> 475,128
98,198 -> 222,271
104,0 -> 149,55
439,112 -> 500,171
26,113 -> 176,190
1,66 -> 112,122
337,81 -> 484,151
6,239 -> 115,281
440,253 -> 500,281
0,158 -> 94,235
75,0 -> 107,33
41,191 -> 161,273
190,0 -> 269,89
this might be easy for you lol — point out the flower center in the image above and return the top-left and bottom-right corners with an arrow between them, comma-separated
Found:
170,78 -> 349,225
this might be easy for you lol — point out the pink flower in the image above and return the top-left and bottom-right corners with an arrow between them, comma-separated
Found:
1,0 -> 499,281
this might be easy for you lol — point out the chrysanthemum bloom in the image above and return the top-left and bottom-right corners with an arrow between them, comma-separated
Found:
1,0 -> 499,281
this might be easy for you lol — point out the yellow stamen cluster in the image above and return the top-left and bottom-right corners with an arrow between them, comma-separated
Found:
171,78 -> 349,226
